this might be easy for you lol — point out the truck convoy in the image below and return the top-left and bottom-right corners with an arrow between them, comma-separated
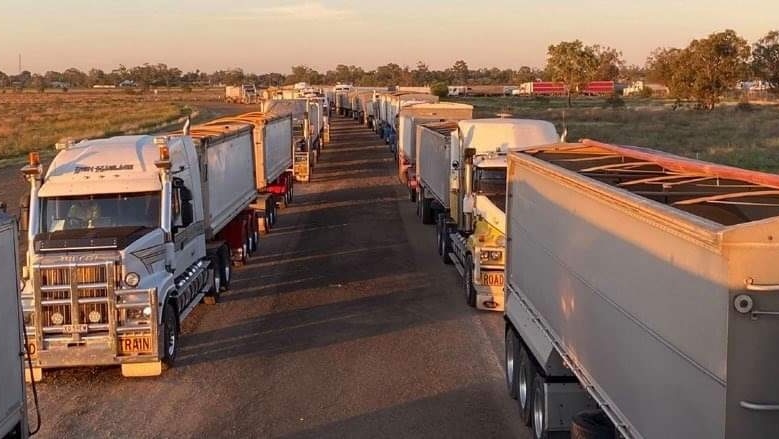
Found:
415,118 -> 560,311
503,139 -> 779,438
1,212 -> 30,438
19,112 -> 294,380
263,97 -> 327,182
396,102 -> 474,200
375,92 -> 439,151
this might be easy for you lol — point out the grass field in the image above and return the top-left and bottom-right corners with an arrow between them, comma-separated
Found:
451,96 -> 779,172
0,88 -> 223,160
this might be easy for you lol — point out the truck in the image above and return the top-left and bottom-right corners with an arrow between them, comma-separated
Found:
396,102 -> 474,200
225,84 -> 259,104
415,119 -> 560,311
503,139 -> 779,438
517,81 -> 566,96
1,212 -> 30,438
200,112 -> 294,232
19,120 -> 263,380
580,80 -> 616,96
264,98 -> 326,182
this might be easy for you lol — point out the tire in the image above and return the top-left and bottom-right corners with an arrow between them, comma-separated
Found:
532,372 -> 548,439
464,253 -> 476,307
505,328 -> 520,400
440,221 -> 452,265
435,216 -> 443,256
287,186 -> 294,204
409,187 -> 416,202
219,246 -> 231,290
571,410 -> 616,439
204,256 -> 222,305
162,303 -> 178,366
421,197 -> 434,225
518,343 -> 535,426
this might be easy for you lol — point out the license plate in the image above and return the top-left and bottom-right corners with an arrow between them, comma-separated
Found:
63,324 -> 88,334
481,272 -> 504,287
118,336 -> 152,355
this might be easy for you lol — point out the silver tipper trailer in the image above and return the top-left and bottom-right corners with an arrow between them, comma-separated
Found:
1,213 -> 28,438
504,139 -> 779,438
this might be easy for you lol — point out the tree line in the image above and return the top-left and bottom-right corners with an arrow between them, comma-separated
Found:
1,29 -> 776,108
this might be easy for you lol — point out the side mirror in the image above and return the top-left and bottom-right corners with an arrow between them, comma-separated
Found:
181,201 -> 194,227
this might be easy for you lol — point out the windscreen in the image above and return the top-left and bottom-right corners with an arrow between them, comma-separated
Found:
475,168 -> 507,211
41,192 -> 160,232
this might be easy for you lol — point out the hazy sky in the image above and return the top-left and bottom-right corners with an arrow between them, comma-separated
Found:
1,0 -> 777,74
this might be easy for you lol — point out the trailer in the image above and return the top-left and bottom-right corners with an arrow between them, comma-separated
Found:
264,98 -> 324,182
1,213 -> 29,437
581,80 -> 615,96
504,139 -> 779,438
415,119 -> 560,311
518,81 -> 566,96
396,102 -> 473,198
376,92 -> 439,151
19,121 -> 260,379
203,112 -> 294,232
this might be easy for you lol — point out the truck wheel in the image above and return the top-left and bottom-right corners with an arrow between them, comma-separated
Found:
465,253 -> 476,307
518,344 -> 535,425
421,198 -> 434,225
409,187 -> 416,202
532,373 -> 548,439
571,410 -> 616,439
162,303 -> 178,366
219,246 -> 231,290
440,221 -> 452,265
505,328 -> 520,399
204,256 -> 221,305
435,216 -> 443,256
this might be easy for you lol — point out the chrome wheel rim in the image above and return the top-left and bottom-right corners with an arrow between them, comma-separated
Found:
213,270 -> 221,292
506,336 -> 515,390
166,317 -> 176,357
533,384 -> 544,439
519,356 -> 529,409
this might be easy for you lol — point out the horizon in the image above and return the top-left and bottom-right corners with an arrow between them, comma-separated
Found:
1,0 -> 777,74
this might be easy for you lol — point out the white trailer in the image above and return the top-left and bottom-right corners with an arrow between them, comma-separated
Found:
504,139 -> 779,438
1,213 -> 29,438
397,102 -> 474,197
225,84 -> 258,104
20,122 -> 261,379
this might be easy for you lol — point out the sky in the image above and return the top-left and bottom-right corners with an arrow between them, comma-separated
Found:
0,0 -> 777,75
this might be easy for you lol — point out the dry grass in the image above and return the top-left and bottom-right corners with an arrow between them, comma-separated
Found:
0,88 -> 223,159
452,96 -> 779,172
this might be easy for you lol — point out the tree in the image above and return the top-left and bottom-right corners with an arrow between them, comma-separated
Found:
545,40 -> 599,106
649,30 -> 750,109
752,30 -> 779,91
0,71 -> 8,87
450,60 -> 469,84
593,45 -> 625,81
413,61 -> 431,85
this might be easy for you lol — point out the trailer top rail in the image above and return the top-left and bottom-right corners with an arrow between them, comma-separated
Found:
523,138 -> 779,227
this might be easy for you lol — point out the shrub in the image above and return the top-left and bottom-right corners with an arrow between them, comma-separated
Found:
637,86 -> 653,98
430,82 -> 448,97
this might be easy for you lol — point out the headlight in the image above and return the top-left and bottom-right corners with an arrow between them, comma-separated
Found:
142,306 -> 152,318
480,251 -> 490,261
124,272 -> 140,288
489,251 -> 502,261
125,308 -> 147,321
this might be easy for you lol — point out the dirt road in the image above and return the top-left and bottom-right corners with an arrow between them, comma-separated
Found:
26,117 -> 529,438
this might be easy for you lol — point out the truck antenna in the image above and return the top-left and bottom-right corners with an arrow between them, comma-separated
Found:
183,116 -> 191,136
560,110 -> 568,142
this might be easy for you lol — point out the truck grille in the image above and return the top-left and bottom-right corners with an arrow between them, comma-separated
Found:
36,262 -> 120,337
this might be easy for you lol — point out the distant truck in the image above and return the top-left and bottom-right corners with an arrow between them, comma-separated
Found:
225,84 -> 259,104
503,139 -> 779,438
18,115 -> 293,380
415,119 -> 560,311
516,81 -> 566,96
580,80 -> 616,96
1,212 -> 29,437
